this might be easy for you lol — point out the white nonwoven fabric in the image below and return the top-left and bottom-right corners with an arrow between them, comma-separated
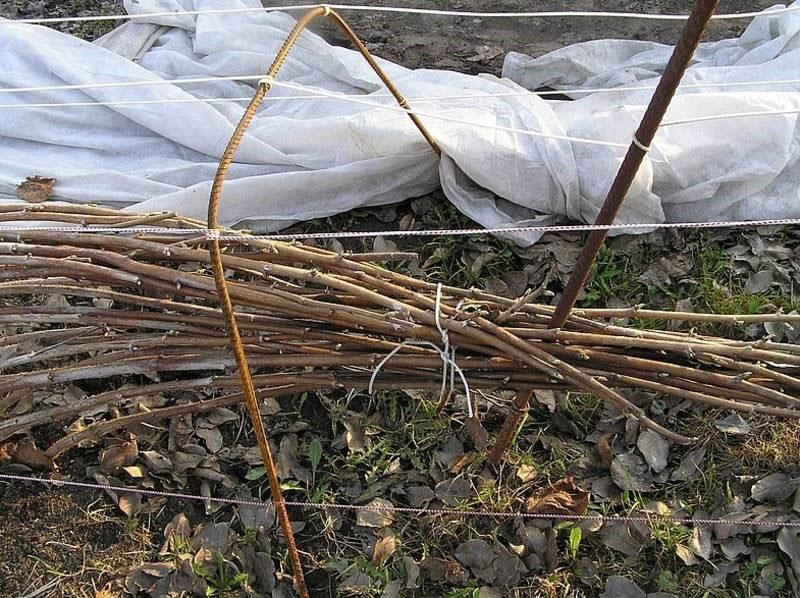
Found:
503,2 -> 800,225
0,0 -> 798,245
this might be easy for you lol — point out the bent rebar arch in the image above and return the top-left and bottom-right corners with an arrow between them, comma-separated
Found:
206,6 -> 440,596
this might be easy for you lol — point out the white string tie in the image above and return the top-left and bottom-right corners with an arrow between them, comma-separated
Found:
369,284 -> 472,417
434,282 -> 450,396
632,133 -> 651,153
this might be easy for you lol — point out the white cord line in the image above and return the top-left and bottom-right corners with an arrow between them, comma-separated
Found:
0,95 -> 360,109
661,107 -> 800,127
0,75 -> 621,148
4,472 -> 800,527
368,285 -> 473,418
3,73 -> 800,99
3,77 -> 799,132
0,74 -> 266,95
4,3 -> 800,25
3,218 -> 800,240
265,79 -> 629,147
366,338 -> 471,416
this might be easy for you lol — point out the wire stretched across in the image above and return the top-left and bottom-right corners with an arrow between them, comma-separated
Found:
2,78 -> 798,149
3,2 -> 799,25
257,79 -> 630,147
4,74 -> 800,97
2,473 -> 800,530
2,217 -> 800,241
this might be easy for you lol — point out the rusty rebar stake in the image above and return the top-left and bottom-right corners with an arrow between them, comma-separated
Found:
549,0 -> 720,329
206,7 -> 440,597
488,387 -> 535,466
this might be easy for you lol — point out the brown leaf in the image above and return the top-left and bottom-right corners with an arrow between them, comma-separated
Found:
0,442 -> 16,462
100,436 -> 138,473
10,439 -> 57,472
420,557 -> 468,585
464,417 -> 488,451
525,476 -> 589,516
601,520 -> 651,557
16,176 -> 56,203
534,389 -> 557,412
95,583 -> 116,598
276,433 -> 311,484
161,513 -> 192,554
118,493 -> 142,517
597,433 -> 614,468
356,498 -> 395,528
372,527 -> 397,567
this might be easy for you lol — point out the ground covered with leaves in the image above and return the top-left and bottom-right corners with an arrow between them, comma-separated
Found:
2,0 -> 800,597
2,200 -> 800,597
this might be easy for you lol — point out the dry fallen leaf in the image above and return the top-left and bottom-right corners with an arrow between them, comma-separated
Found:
100,435 -> 138,473
516,463 -> 537,484
435,477 -> 472,506
356,498 -> 395,528
372,527 -> 397,567
596,433 -> 614,468
714,413 -> 751,436
16,176 -> 56,203
95,583 -> 116,598
455,538 -> 494,580
600,576 -> 646,598
534,389 -> 557,412
118,492 -> 143,517
670,447 -> 707,482
464,416 -> 488,451
466,45 -> 504,63
601,520 -> 651,557
343,416 -> 369,453
8,438 -> 58,472
160,512 -> 192,555
611,453 -> 653,491
0,441 -> 16,462
403,556 -> 420,589
675,543 -> 699,566
751,472 -> 798,503
636,429 -> 670,473
419,557 -> 468,585
525,476 -> 589,516
276,433 -> 311,484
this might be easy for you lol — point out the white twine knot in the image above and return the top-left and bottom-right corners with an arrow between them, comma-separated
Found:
632,133 -> 650,153
369,283 -> 472,417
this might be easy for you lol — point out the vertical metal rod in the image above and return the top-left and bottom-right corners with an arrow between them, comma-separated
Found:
207,8 -> 441,595
549,0 -> 720,329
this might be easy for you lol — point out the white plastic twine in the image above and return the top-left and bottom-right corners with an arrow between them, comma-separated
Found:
4,3 -> 800,25
368,283 -> 472,417
3,75 -> 800,100
434,282 -> 451,397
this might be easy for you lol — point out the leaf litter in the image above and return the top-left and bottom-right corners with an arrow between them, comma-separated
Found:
7,216 -> 800,596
